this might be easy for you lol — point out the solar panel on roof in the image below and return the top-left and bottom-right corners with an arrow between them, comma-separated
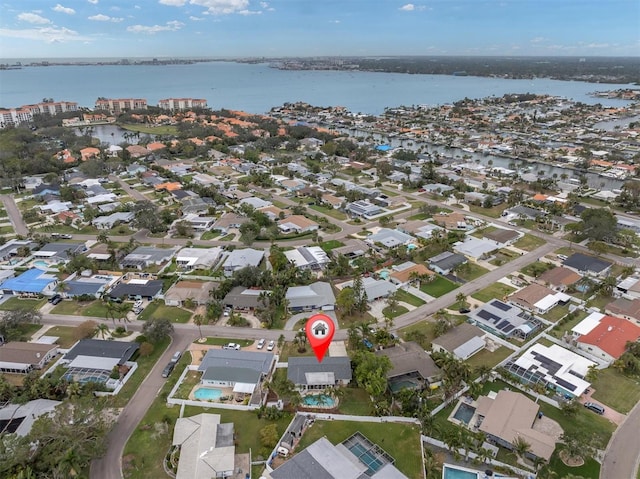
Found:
497,320 -> 510,330
503,324 -> 515,333
554,377 -> 577,391
491,300 -> 512,311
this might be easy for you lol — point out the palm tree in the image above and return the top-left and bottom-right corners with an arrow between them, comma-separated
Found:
474,365 -> 492,382
104,300 -> 119,328
511,436 -> 532,463
455,292 -> 467,308
193,314 -> 204,340
294,330 -> 307,353
114,302 -> 132,332
585,364 -> 599,383
96,323 -> 109,339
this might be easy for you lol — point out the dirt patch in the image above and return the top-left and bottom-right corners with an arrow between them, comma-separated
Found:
122,454 -> 136,474
559,449 -> 585,467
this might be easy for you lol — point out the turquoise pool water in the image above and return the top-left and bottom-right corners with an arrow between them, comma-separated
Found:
33,260 -> 49,268
302,394 -> 336,407
453,403 -> 476,425
443,465 -> 479,479
378,270 -> 390,280
194,387 -> 223,400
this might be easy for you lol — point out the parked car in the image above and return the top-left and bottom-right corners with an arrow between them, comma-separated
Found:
170,351 -> 182,363
223,343 -> 240,350
363,338 -> 373,350
584,402 -> 605,415
267,340 -> 275,351
458,308 -> 471,314
48,294 -> 61,304
256,339 -> 266,349
161,362 -> 175,378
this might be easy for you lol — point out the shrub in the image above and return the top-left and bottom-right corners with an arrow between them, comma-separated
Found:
115,326 -> 126,334
139,342 -> 154,357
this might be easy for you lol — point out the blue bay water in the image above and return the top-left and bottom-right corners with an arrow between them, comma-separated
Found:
0,61 -> 634,115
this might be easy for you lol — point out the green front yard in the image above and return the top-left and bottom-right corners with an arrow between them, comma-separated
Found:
51,300 -> 92,315
46,325 -> 80,348
394,289 -> 426,306
0,297 -> 47,311
399,320 -> 438,350
420,276 -> 458,297
382,305 -> 409,318
296,419 -> 423,479
488,249 -> 518,266
454,263 -> 489,281
513,233 -> 546,251
471,283 -> 516,303
195,337 -> 255,348
139,301 -> 193,323
590,367 -> 640,414
320,240 -> 345,253
310,204 -> 347,220
540,446 -> 600,479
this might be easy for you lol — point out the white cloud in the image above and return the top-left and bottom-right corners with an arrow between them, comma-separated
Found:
87,0 -> 99,4
399,3 -> 415,11
530,37 -> 547,44
53,4 -> 75,15
238,9 -> 261,15
127,20 -> 184,34
189,15 -> 205,20
160,0 -> 250,15
0,26 -> 89,43
329,20 -> 340,24
17,12 -> 51,24
88,14 -> 123,22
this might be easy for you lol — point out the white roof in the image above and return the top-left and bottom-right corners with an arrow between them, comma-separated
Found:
572,311 -> 605,336
87,253 -> 112,260
232,382 -> 256,394
305,372 -> 335,386
534,292 -> 572,311
67,355 -> 120,371
453,336 -> 486,359
454,237 -> 497,259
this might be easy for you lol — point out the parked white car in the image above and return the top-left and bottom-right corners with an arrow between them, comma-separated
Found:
267,340 -> 275,351
256,339 -> 266,349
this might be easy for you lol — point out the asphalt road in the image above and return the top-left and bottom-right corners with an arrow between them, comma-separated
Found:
0,194 -> 29,236
600,400 -> 640,479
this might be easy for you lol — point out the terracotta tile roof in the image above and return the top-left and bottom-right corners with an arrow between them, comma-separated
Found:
389,263 -> 433,283
578,315 -> 640,359
537,267 -> 581,287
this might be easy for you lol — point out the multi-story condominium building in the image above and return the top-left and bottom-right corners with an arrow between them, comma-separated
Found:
158,98 -> 207,110
94,98 -> 148,113
0,100 -> 78,128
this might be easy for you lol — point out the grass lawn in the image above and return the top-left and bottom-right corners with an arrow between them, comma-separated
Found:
420,276 -> 458,297
395,289 -> 426,307
6,323 -> 43,342
455,263 -> 489,282
46,325 -> 80,348
197,337 -> 255,348
548,309 -> 589,339
200,230 -> 221,240
466,346 -> 513,372
111,336 -> 170,408
513,233 -> 546,251
0,297 -> 47,311
337,387 -> 372,416
139,301 -> 192,323
82,301 -> 111,318
488,249 -> 518,266
399,320 -> 437,350
586,294 -> 612,312
172,369 -> 201,399
540,446 -> 600,479
310,204 -> 347,220
382,305 -> 409,318
406,213 -> 429,221
119,123 -> 178,135
520,260 -> 555,278
590,368 -> 640,414
296,419 -> 423,479
320,240 -> 345,253
278,341 -> 316,361
471,283 -> 516,303
51,300 -> 90,315
380,188 -> 400,197
541,303 -> 571,322
468,203 -> 508,218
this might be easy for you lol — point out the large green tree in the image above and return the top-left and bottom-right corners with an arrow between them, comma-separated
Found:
578,208 -> 618,242
352,351 -> 392,400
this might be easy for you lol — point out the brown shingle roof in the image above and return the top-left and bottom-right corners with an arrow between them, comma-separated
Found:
375,342 -> 440,380
537,267 -> 581,287
432,323 -> 485,353
508,283 -> 554,310
484,228 -> 520,244
0,342 -> 57,365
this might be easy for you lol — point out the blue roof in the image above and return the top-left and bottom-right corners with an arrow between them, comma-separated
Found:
376,144 -> 391,151
64,281 -> 105,296
0,268 -> 56,294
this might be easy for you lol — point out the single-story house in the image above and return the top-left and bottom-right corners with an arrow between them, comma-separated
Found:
483,228 -> 521,246
331,239 -> 370,259
428,251 -> 467,275
223,286 -> 270,310
0,342 -> 59,374
389,261 -> 434,286
119,246 -> 178,270
60,339 -> 139,386
92,212 -> 135,230
277,215 -> 319,234
175,247 -> 223,270
172,413 -> 236,479
536,266 -> 581,291
287,356 -> 352,391
375,341 -> 440,390
477,390 -> 556,461
0,399 -> 62,436
0,268 -> 58,296
60,274 -> 114,298
431,323 -> 486,360
433,212 -> 470,230
366,228 -> 414,249
508,283 -> 570,314
341,277 -> 397,302
107,279 -> 163,300
211,213 -> 248,234
285,282 -> 336,312
284,246 -> 330,270
572,313 -> 640,364
32,242 -> 86,263
180,214 -> 216,231
605,297 -> 640,323
164,281 -> 216,307
453,237 -> 499,261
345,200 -> 383,219
0,239 -> 38,261
563,253 -> 612,277
197,349 -> 275,396
238,196 -> 272,210
615,276 -> 640,300
222,248 -> 264,277
469,299 -> 540,339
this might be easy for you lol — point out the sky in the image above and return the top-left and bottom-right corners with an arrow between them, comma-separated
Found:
0,0 -> 638,58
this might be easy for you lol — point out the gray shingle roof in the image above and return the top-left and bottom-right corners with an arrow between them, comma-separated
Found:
197,349 -> 274,374
287,357 -> 352,385
64,339 -> 139,364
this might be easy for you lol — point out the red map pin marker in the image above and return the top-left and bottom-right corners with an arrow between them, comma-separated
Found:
305,313 -> 335,363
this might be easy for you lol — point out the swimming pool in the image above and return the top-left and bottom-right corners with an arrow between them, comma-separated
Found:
443,465 -> 479,479
33,260 -> 50,269
348,442 -> 384,474
453,402 -> 476,425
389,379 -> 418,393
194,387 -> 223,400
302,394 -> 336,407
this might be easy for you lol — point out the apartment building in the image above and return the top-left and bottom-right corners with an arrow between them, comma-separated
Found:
95,98 -> 147,112
158,98 -> 207,110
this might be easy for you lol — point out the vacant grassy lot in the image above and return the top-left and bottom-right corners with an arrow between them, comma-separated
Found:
489,249 -> 518,266
590,368 -> 640,414
541,303 -> 571,322
399,320 -> 437,350
46,325 -> 81,348
466,346 -> 513,372
139,301 -> 192,323
296,419 -> 423,479
520,260 -> 555,278
50,300 -> 88,315
310,204 -> 347,220
455,263 -> 489,281
0,297 -> 47,311
513,233 -> 546,251
395,289 -> 426,306
548,309 -> 589,339
471,283 -> 516,303
320,240 -> 345,253
468,203 -> 508,218
420,276 -> 458,297
278,341 -> 316,361
586,294 -> 611,312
